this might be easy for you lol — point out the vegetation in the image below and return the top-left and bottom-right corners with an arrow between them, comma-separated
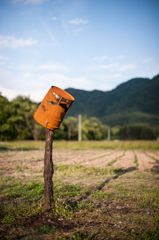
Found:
66,74 -> 159,128
0,143 -> 159,239
0,94 -> 109,141
0,74 -> 159,141
116,123 -> 157,140
0,93 -> 158,141
1,139 -> 159,151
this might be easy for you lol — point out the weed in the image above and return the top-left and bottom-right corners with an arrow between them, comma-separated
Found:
144,151 -> 159,162
133,151 -> 139,167
70,231 -> 88,240
54,163 -> 123,175
108,150 -> 126,166
37,225 -> 59,234
91,189 -> 109,199
1,181 -> 44,201
23,166 -> 28,169
16,165 -> 22,172
2,214 -> 15,223
55,184 -> 81,198
131,227 -> 159,240
0,167 -> 6,170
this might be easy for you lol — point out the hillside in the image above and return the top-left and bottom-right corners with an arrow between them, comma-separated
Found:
66,74 -> 159,127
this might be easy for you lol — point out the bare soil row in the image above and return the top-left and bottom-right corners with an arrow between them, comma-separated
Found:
0,149 -> 159,172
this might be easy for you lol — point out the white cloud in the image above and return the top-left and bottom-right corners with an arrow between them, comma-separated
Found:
12,0 -> 48,4
143,58 -> 152,63
117,55 -> 126,60
76,28 -> 83,32
119,64 -> 136,72
100,73 -> 121,79
0,67 -> 92,102
69,18 -> 89,25
0,35 -> 38,49
95,56 -> 112,61
52,17 -> 57,20
0,55 -> 8,61
87,63 -> 118,71
94,55 -> 126,61
137,70 -> 159,79
39,63 -> 70,72
15,62 -> 69,72
16,64 -> 36,72
38,73 -> 91,91
0,55 -> 8,66
0,85 -> 22,101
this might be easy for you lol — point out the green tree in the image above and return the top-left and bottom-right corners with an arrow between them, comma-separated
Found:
82,116 -> 108,140
117,124 -> 157,140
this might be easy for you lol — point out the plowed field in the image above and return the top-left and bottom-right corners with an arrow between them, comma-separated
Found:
0,146 -> 159,240
1,149 -> 159,173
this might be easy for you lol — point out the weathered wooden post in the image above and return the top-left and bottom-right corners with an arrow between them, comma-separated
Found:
33,86 -> 74,211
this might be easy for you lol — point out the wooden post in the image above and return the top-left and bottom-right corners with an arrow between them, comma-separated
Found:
43,128 -> 54,212
108,127 -> 110,141
78,114 -> 81,142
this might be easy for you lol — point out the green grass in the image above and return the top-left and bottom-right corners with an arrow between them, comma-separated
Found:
133,151 -> 139,167
144,151 -> 159,162
108,150 -> 125,166
0,139 -> 159,150
54,163 -> 123,175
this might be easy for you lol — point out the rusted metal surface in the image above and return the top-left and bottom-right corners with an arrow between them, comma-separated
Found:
33,86 -> 74,130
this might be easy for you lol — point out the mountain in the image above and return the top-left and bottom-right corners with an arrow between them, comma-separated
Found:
65,74 -> 159,127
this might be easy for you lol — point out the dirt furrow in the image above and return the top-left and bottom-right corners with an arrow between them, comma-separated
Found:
135,150 -> 157,171
144,151 -> 159,161
81,150 -> 124,168
54,149 -> 114,165
113,150 -> 136,170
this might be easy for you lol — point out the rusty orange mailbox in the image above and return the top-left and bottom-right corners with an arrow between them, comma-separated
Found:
33,86 -> 75,130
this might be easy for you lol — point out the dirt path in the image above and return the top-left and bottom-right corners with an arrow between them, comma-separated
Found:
113,150 -> 136,170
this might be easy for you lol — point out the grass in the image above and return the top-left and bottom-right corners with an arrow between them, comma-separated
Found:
107,150 -> 125,166
133,151 -> 139,167
0,167 -> 159,239
0,141 -> 159,239
0,139 -> 159,150
144,151 -> 159,162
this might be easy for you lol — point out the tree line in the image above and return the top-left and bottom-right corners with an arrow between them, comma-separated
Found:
0,94 -> 157,141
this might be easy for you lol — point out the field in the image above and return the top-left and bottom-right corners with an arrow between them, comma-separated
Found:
0,140 -> 159,240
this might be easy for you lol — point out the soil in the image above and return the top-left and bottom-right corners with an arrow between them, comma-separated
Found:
135,150 -> 158,171
0,148 -> 159,239
0,149 -> 159,173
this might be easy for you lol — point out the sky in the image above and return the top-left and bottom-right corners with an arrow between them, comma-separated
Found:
0,0 -> 159,102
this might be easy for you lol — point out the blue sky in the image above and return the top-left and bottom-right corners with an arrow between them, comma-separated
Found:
0,0 -> 159,102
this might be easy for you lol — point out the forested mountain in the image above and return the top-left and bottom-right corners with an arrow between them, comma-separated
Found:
66,74 -> 159,127
0,74 -> 159,141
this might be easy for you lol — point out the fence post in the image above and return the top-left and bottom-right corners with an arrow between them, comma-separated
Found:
43,128 -> 54,211
78,114 -> 81,142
